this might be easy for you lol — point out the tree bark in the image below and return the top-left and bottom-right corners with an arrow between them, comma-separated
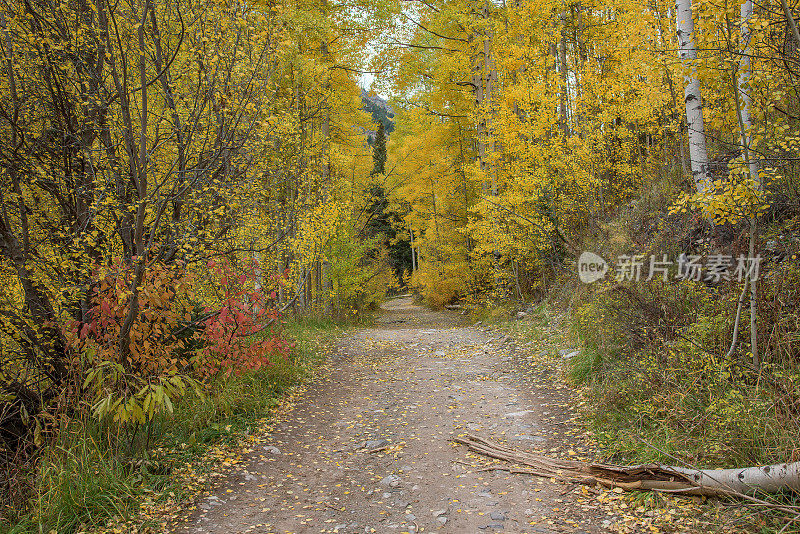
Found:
559,18 -> 569,138
676,0 -> 711,194
781,0 -> 800,47
733,0 -> 761,368
456,434 -> 800,497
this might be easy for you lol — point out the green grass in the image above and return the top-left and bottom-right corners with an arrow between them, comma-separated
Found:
484,297 -> 800,533
1,319 -> 342,534
565,345 -> 604,384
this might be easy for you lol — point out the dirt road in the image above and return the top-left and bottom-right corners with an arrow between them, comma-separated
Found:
173,296 -> 601,534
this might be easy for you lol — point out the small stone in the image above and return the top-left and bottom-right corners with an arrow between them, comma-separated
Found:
434,350 -> 446,357
380,474 -> 401,488
263,446 -> 281,454
365,439 -> 390,449
432,509 -> 447,517
437,517 -> 448,525
406,513 -> 417,521
490,512 -> 506,521
504,410 -> 535,417
562,350 -> 580,360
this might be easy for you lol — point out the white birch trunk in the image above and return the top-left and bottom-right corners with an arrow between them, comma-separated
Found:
559,23 -> 569,138
738,0 -> 760,186
458,434 -> 800,497
676,0 -> 711,194
409,227 -> 417,272
648,462 -> 800,495
737,0 -> 762,367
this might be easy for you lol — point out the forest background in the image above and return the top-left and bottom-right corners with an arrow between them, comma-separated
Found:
1,0 -> 800,530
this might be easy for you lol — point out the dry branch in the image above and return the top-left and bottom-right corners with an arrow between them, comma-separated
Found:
454,434 -> 800,501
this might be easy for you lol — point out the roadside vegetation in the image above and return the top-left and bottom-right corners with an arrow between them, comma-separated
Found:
1,319 -> 339,534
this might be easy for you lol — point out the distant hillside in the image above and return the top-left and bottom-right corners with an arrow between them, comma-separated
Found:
361,88 -> 394,144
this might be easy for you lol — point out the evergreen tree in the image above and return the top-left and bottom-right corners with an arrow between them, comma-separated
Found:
363,185 -> 412,287
372,122 -> 387,175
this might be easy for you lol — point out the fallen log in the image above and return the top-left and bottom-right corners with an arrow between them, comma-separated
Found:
454,434 -> 800,498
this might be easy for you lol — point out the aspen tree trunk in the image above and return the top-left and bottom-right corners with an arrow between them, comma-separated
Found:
574,3 -> 586,135
292,58 -> 305,313
458,123 -> 473,255
781,0 -> 800,46
737,0 -> 759,186
457,434 -> 800,496
736,0 -> 761,368
654,7 -> 691,182
410,227 -> 417,272
484,4 -> 503,292
319,9 -> 331,308
559,18 -> 569,138
676,0 -> 711,194
484,12 -> 497,198
549,41 -> 558,140
471,31 -> 485,185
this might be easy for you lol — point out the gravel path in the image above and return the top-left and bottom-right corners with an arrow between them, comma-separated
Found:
172,296 -> 602,534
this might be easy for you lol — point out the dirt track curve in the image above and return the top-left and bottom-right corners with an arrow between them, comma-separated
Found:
172,296 -> 602,534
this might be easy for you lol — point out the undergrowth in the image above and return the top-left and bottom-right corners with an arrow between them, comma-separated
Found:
493,292 -> 800,532
0,319 -> 340,534
568,276 -> 800,470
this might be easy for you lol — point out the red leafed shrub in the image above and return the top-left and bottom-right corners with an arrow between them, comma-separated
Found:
196,258 -> 292,378
64,261 -> 196,377
61,258 -> 291,427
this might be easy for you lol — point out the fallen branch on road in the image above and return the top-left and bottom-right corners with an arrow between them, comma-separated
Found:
453,434 -> 800,508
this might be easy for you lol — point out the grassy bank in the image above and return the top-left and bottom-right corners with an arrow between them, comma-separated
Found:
562,278 -> 800,468
0,319 -> 342,534
488,291 -> 800,533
